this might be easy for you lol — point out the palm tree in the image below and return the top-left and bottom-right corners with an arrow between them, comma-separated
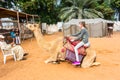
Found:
59,0 -> 104,22
111,0 -> 120,21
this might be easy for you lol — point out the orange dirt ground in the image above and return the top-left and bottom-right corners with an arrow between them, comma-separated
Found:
0,32 -> 120,80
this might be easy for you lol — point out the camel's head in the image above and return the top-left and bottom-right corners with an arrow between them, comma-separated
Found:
26,23 -> 40,31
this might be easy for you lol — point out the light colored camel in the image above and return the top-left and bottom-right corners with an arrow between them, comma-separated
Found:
26,23 -> 65,63
26,24 -> 61,50
81,48 -> 100,68
26,23 -> 100,68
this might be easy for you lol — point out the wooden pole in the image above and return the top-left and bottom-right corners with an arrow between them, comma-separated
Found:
89,23 -> 91,37
32,15 -> 35,23
0,19 -> 2,28
26,14 -> 28,23
17,12 -> 20,30
17,12 -> 21,40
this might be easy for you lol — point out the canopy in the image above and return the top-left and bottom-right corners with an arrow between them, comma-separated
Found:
0,7 -> 39,19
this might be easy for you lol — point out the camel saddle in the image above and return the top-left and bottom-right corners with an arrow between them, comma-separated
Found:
64,37 -> 88,55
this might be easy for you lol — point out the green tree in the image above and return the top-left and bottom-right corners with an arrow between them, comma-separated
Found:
95,0 -> 114,20
0,0 -> 19,11
111,0 -> 120,20
59,0 -> 103,22
18,0 -> 60,24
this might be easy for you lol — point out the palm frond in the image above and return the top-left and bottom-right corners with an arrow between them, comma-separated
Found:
59,7 -> 73,20
84,9 -> 104,18
64,12 -> 76,22
59,0 -> 104,21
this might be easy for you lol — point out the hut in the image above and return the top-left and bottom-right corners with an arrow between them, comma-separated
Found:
63,18 -> 114,37
0,7 -> 40,39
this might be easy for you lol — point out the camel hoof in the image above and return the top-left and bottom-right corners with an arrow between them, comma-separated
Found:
44,60 -> 49,64
92,62 -> 101,66
52,61 -> 60,64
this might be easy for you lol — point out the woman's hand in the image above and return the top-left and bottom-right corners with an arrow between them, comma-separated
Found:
69,36 -> 76,40
70,39 -> 74,42
65,35 -> 76,42
65,35 -> 70,37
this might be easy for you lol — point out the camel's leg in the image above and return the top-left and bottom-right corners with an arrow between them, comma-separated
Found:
91,62 -> 101,66
44,51 -> 60,64
81,49 -> 97,68
59,52 -> 66,61
44,48 -> 66,64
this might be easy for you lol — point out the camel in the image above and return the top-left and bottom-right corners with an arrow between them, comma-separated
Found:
26,23 -> 100,68
81,48 -> 100,68
26,23 -> 65,63
26,24 -> 61,50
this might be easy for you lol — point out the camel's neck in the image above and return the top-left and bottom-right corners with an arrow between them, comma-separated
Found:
33,28 -> 43,45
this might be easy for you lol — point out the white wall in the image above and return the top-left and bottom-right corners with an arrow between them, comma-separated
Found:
113,21 -> 120,31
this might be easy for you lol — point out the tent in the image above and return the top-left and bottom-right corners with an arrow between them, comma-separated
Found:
63,18 -> 114,37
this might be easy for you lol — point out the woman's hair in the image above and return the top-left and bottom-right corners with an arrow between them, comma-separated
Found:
79,21 -> 87,29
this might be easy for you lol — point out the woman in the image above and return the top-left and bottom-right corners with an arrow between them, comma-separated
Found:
10,29 -> 16,43
0,35 -> 27,61
15,28 -> 21,45
69,22 -> 90,65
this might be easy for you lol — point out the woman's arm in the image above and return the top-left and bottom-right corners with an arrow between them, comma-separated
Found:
74,29 -> 85,41
71,31 -> 81,36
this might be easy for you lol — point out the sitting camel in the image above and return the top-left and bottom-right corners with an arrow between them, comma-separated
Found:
26,23 -> 65,63
26,23 -> 100,68
62,37 -> 100,68
81,48 -> 100,68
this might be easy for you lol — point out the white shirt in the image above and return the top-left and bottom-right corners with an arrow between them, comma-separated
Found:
0,41 -> 12,50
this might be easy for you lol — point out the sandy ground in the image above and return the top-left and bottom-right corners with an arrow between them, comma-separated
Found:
0,32 -> 120,80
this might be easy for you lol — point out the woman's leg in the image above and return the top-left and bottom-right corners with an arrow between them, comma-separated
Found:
74,41 -> 84,62
15,37 -> 18,44
18,36 -> 21,44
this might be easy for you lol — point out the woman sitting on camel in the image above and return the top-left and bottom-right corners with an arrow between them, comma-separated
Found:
68,22 -> 90,65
